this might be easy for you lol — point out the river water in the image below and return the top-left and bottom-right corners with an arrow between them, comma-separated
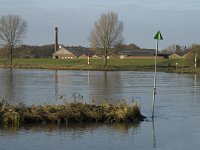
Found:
0,68 -> 200,150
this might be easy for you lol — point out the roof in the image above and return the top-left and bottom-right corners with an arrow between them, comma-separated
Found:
119,48 -> 157,56
54,47 -> 74,55
66,46 -> 94,57
53,46 -> 94,57
169,50 -> 191,56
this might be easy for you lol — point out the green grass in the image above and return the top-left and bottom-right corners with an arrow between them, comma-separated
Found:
0,58 -> 191,71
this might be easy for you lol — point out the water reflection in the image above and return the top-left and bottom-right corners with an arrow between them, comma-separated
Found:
152,118 -> 157,150
1,69 -> 200,149
53,70 -> 124,104
0,126 -> 19,135
193,74 -> 197,95
0,68 -> 200,107
0,68 -> 14,103
0,69 -> 58,105
0,123 -> 142,150
54,70 -> 58,101
194,74 -> 197,87
0,123 -> 140,135
89,71 -> 122,104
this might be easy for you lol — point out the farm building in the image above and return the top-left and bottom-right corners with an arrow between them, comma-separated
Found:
118,48 -> 165,59
169,53 -> 182,59
53,46 -> 94,59
53,46 -> 77,59
169,51 -> 192,59
181,51 -> 192,59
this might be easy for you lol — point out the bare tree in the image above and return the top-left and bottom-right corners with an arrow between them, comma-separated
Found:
89,12 -> 124,66
0,14 -> 28,64
186,44 -> 200,66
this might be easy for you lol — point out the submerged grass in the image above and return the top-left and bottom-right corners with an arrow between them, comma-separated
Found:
0,102 -> 145,126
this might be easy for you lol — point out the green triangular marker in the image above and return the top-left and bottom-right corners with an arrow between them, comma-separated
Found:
154,31 -> 163,40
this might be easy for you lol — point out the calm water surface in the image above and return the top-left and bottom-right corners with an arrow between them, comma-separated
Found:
0,68 -> 200,150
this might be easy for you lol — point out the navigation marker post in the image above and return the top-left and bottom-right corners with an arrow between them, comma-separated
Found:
152,31 -> 163,118
195,53 -> 197,68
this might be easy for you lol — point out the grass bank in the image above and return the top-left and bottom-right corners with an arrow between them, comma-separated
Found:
0,58 -> 191,72
0,102 -> 145,126
172,67 -> 200,74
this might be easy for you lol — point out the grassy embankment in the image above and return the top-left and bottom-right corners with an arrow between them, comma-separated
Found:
0,101 -> 145,126
0,58 -> 196,72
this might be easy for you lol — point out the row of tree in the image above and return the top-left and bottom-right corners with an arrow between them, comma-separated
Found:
161,44 -> 187,54
0,44 -> 54,58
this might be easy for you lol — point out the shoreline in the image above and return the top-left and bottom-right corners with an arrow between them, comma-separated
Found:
0,58 -> 199,73
0,58 -> 190,71
0,64 -> 199,74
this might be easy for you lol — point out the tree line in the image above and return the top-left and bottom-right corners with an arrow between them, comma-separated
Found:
0,44 -> 54,58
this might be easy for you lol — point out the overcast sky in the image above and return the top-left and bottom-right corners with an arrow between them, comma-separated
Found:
1,0 -> 200,49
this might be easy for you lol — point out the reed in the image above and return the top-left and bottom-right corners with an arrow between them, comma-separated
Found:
0,101 -> 145,126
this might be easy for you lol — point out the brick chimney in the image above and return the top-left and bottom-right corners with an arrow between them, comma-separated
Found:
54,27 -> 58,52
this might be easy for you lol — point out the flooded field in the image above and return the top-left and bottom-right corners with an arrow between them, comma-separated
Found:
0,68 -> 200,150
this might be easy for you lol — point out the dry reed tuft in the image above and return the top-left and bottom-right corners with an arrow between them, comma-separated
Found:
0,101 -> 145,126
2,110 -> 20,126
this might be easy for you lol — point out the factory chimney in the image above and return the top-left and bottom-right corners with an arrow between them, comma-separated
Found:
54,27 -> 58,52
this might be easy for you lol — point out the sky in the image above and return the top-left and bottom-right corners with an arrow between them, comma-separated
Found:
1,0 -> 200,49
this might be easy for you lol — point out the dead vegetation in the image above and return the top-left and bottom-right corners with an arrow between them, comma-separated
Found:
0,101 -> 145,126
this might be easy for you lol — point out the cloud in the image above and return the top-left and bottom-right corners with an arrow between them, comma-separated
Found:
2,0 -> 200,12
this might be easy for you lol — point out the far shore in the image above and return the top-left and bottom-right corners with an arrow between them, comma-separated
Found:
0,58 -> 199,73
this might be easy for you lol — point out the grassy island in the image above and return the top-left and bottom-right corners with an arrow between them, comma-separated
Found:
0,102 -> 145,126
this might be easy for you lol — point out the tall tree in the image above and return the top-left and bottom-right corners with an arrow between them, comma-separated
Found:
0,14 -> 28,64
89,12 -> 124,66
